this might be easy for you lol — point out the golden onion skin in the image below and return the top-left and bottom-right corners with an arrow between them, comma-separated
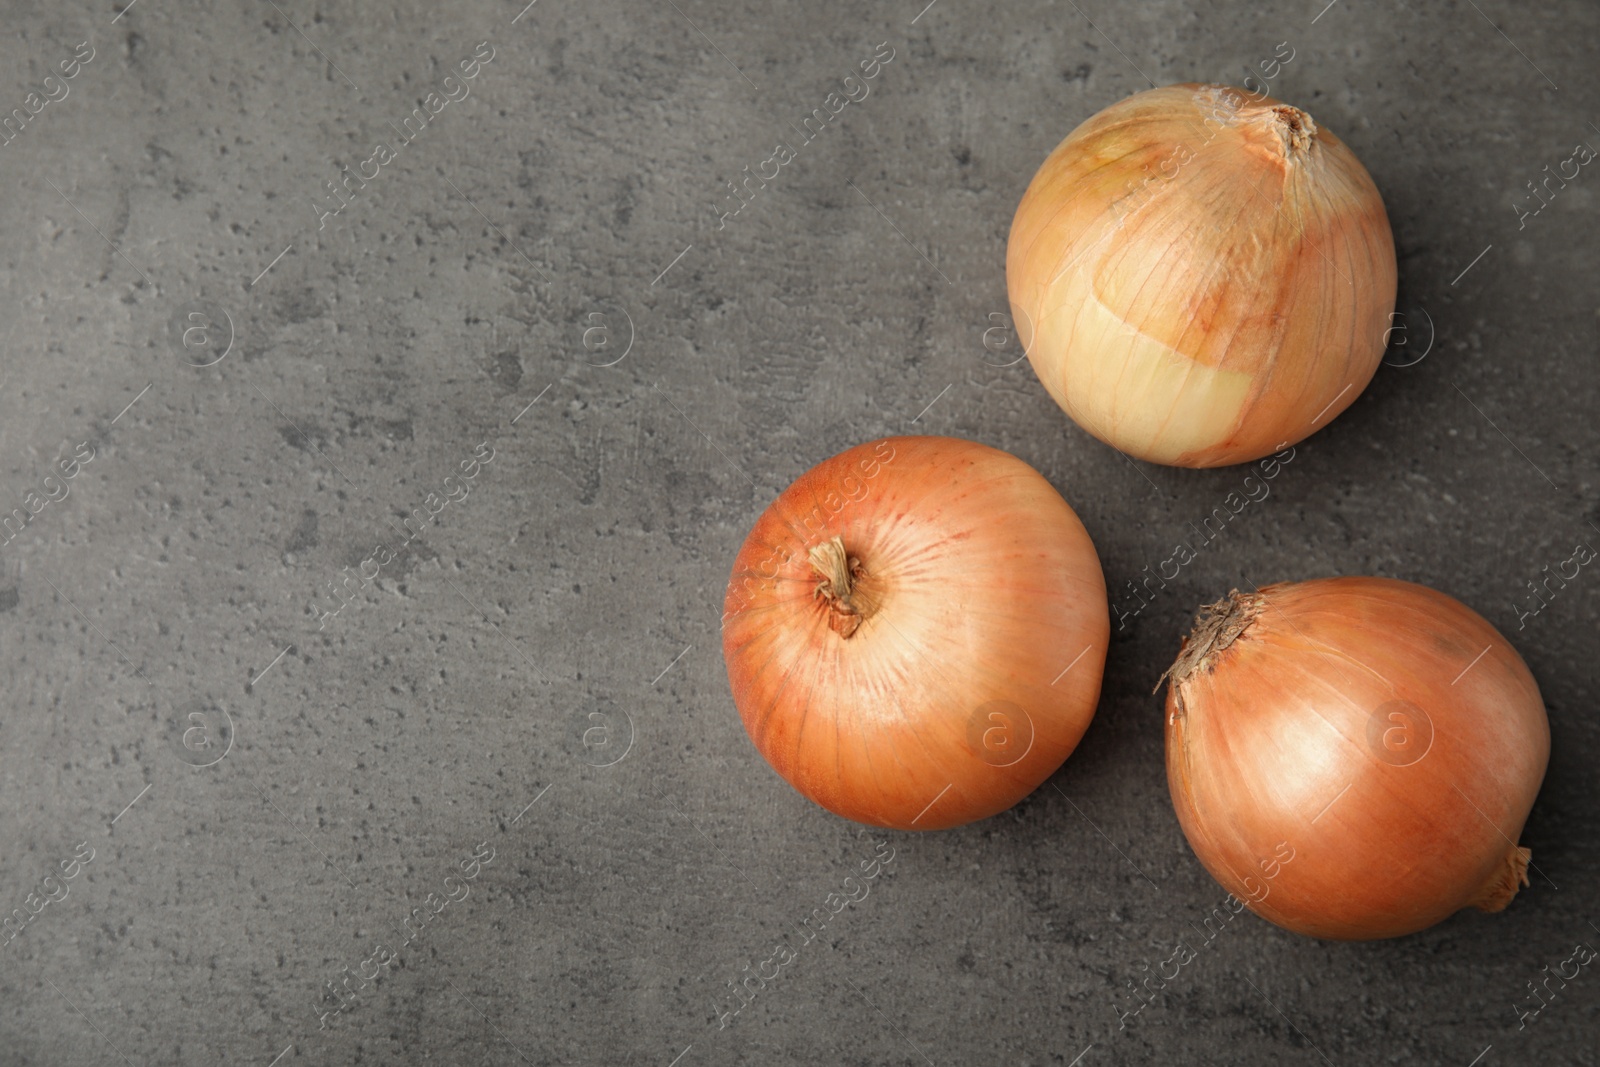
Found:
1163,578 -> 1549,940
722,436 -> 1109,830
1007,84 -> 1398,467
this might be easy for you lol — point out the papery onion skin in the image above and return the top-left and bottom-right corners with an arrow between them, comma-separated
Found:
1007,83 -> 1398,468
1163,577 -> 1549,940
722,436 -> 1109,830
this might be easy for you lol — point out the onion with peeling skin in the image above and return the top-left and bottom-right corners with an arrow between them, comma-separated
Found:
1161,577 -> 1550,940
1007,83 -> 1397,468
721,436 -> 1109,830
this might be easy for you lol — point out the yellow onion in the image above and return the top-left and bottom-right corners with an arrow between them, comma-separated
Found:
1162,577 -> 1549,940
1007,83 -> 1397,467
721,436 -> 1108,830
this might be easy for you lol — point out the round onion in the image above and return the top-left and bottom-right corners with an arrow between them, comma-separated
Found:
721,436 -> 1109,830
1161,577 -> 1549,940
1007,83 -> 1397,467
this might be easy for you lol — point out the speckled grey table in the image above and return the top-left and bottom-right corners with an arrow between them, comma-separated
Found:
1,1 -> 1595,1064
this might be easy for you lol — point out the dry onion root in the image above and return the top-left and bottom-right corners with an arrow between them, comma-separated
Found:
721,436 -> 1109,830
1007,83 -> 1398,467
1161,577 -> 1549,939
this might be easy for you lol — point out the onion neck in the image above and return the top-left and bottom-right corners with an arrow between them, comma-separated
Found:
1225,95 -> 1318,163
809,536 -> 875,638
1269,104 -> 1317,155
1158,589 -> 1263,695
1470,844 -> 1532,913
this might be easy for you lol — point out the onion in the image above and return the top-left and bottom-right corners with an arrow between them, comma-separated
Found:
1007,83 -> 1397,467
721,436 -> 1108,830
1161,577 -> 1549,940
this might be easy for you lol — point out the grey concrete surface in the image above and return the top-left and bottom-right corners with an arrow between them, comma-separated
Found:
0,0 -> 1596,1064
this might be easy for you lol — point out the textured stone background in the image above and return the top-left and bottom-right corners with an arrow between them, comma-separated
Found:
0,0 -> 1595,1064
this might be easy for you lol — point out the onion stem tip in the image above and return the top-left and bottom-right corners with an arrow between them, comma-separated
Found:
1156,589 -> 1261,693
